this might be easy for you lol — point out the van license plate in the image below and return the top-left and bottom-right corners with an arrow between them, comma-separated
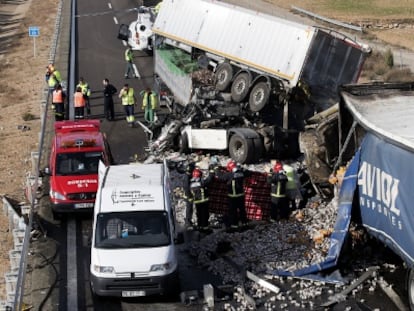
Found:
74,203 -> 93,208
122,290 -> 146,297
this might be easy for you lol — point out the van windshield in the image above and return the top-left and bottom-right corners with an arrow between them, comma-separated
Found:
56,152 -> 103,176
95,211 -> 171,249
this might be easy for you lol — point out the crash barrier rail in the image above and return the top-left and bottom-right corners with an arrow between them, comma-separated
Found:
290,6 -> 363,32
0,0 -> 66,309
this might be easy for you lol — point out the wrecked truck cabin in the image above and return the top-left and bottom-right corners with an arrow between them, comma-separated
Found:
147,0 -> 370,164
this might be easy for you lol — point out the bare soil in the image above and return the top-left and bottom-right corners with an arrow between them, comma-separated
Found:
0,0 -> 413,301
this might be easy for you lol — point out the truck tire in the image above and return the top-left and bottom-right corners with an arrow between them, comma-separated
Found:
231,73 -> 250,103
249,81 -> 270,112
229,134 -> 254,164
215,63 -> 233,91
178,134 -> 189,154
408,269 -> 414,310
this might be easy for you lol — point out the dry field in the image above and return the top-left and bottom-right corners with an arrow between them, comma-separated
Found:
0,0 -> 413,301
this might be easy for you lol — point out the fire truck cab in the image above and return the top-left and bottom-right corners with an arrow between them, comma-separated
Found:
45,120 -> 111,216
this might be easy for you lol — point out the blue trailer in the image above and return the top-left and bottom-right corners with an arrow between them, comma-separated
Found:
288,82 -> 414,309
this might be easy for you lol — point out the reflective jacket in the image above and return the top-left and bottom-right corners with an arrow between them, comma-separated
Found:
74,91 -> 86,107
189,172 -> 214,204
216,168 -> 250,198
120,88 -> 135,105
141,91 -> 158,110
125,49 -> 133,62
77,81 -> 91,97
52,89 -> 64,103
267,171 -> 288,198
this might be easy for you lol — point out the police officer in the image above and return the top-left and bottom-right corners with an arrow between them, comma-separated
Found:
52,84 -> 66,121
48,69 -> 61,95
216,159 -> 250,230
103,78 -> 117,121
189,167 -> 214,231
77,77 -> 92,116
267,162 -> 289,221
118,83 -> 137,126
283,163 -> 302,210
140,87 -> 158,126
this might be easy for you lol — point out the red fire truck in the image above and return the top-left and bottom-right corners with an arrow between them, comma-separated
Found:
45,120 -> 112,216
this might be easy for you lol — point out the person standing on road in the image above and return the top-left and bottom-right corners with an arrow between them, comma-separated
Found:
267,161 -> 289,221
52,84 -> 66,121
103,78 -> 117,121
215,160 -> 251,230
140,87 -> 158,126
118,83 -> 137,126
77,77 -> 92,116
124,47 -> 136,79
48,69 -> 61,95
189,167 -> 215,232
177,161 -> 196,229
74,86 -> 86,119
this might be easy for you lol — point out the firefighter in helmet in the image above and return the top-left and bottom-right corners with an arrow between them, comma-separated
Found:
267,161 -> 289,221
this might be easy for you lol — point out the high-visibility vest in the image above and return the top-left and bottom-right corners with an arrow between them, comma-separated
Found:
268,172 -> 287,198
52,90 -> 64,103
125,49 -> 133,62
77,82 -> 91,97
141,91 -> 158,110
121,88 -> 135,105
48,75 -> 59,88
283,164 -> 297,190
74,91 -> 86,107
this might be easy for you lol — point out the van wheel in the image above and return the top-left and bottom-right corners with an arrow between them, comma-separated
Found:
249,81 -> 270,112
229,134 -> 254,164
215,63 -> 233,91
178,134 -> 189,154
408,269 -> 414,310
231,73 -> 250,103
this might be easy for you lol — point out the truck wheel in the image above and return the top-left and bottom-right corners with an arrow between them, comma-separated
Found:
249,81 -> 270,112
229,134 -> 254,164
178,134 -> 189,154
409,269 -> 414,310
215,63 -> 233,91
231,73 -> 250,102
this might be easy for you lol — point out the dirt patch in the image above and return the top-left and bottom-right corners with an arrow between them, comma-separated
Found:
0,0 -> 57,300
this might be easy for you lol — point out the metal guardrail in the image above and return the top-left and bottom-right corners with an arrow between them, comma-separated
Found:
291,6 -> 363,32
11,0 -> 65,309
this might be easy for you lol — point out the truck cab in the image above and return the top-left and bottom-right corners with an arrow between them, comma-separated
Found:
90,161 -> 180,297
46,120 -> 111,215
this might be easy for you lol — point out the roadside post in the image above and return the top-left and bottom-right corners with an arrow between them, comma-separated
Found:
28,26 -> 40,57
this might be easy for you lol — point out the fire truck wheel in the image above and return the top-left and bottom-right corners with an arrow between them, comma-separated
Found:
408,269 -> 414,310
231,73 -> 250,103
215,63 -> 233,91
229,134 -> 254,164
178,134 -> 189,154
249,81 -> 270,112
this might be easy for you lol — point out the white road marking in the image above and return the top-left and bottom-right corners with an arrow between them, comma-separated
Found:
122,40 -> 127,46
108,3 -> 112,9
132,63 -> 141,79
113,16 -> 118,24
67,218 -> 78,311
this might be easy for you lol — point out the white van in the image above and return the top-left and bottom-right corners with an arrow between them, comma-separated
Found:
90,161 -> 180,297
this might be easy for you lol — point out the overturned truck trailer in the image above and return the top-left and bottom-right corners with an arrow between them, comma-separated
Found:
150,0 -> 370,162
292,82 -> 414,309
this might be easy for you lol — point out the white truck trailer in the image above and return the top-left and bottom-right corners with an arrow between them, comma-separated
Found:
149,0 -> 370,163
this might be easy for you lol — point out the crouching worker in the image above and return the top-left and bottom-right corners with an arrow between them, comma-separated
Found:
267,161 -> 289,222
189,167 -> 214,232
